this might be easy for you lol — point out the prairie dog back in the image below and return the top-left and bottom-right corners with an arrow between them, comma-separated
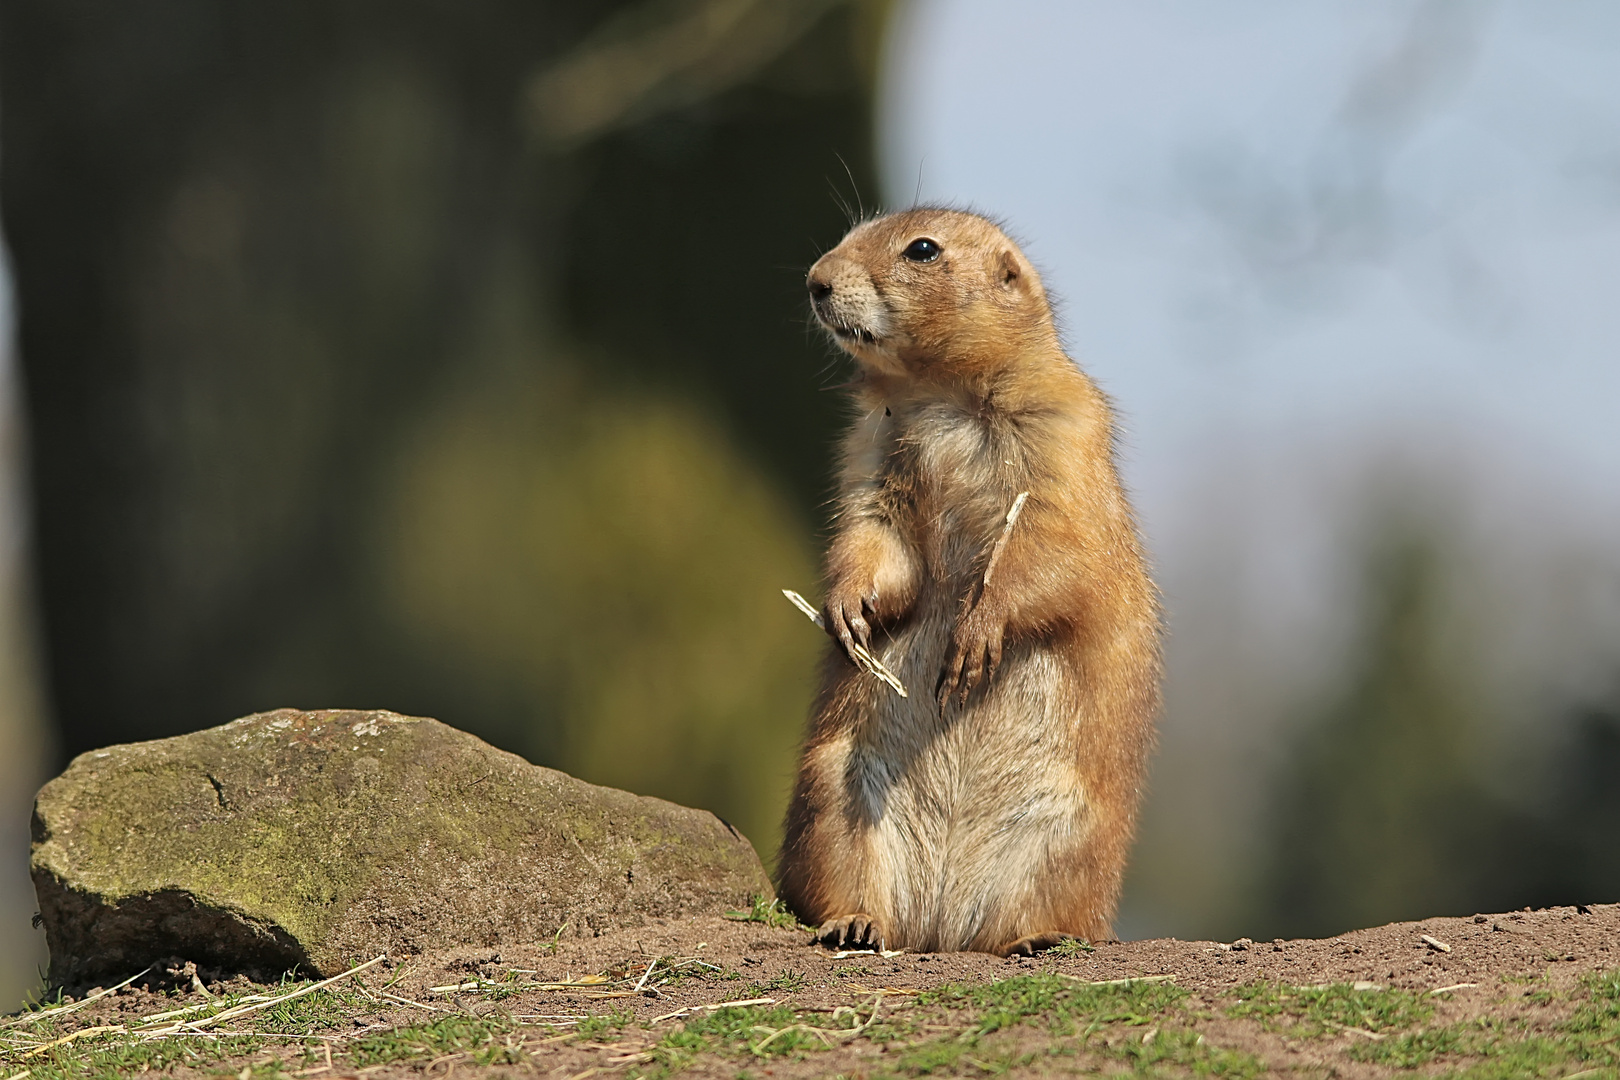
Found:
776,208 -> 1161,956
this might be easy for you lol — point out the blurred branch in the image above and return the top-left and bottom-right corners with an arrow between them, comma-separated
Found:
525,0 -> 847,146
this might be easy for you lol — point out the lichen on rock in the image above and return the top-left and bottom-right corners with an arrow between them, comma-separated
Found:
30,708 -> 773,985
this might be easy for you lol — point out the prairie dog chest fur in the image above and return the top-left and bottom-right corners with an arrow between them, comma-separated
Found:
777,208 -> 1162,957
848,398 -> 1029,582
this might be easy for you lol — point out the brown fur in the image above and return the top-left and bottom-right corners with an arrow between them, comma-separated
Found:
776,209 -> 1162,956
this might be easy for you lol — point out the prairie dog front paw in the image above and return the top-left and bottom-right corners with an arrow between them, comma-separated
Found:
822,579 -> 879,661
937,599 -> 1007,710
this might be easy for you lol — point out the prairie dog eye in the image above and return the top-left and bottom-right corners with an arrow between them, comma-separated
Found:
901,237 -> 941,263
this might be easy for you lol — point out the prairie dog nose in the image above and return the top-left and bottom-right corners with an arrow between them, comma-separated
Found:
808,273 -> 833,301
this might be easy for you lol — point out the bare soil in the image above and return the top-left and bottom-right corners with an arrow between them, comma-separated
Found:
10,902 -> 1620,1078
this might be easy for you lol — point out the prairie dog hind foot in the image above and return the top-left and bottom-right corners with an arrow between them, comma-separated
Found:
815,913 -> 888,951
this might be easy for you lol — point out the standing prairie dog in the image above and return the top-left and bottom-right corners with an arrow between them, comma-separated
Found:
776,208 -> 1162,956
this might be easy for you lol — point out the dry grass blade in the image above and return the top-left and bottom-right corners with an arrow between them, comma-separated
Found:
1055,973 -> 1174,987
749,994 -> 882,1055
137,993 -> 280,1026
530,1032 -> 579,1046
1421,934 -> 1452,953
380,992 -> 451,1013
2,965 -> 153,1030
173,954 -> 386,1032
980,491 -> 1029,589
848,644 -> 907,698
782,588 -> 824,626
750,1022 -> 836,1054
650,997 -> 776,1024
606,1051 -> 654,1065
575,991 -> 644,1000
20,1025 -> 125,1058
429,972 -> 616,995
782,589 -> 907,697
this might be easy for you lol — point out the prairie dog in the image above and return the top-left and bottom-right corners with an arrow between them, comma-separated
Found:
776,208 -> 1162,956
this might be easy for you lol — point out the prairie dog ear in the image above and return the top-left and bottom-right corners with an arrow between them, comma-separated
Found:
997,248 -> 1025,291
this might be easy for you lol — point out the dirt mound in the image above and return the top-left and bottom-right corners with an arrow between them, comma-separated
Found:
7,902 -> 1618,1077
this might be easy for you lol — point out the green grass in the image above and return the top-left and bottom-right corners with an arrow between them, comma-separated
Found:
1113,1028 -> 1267,1078
575,1007 -> 634,1042
639,955 -> 740,988
906,975 -> 1260,1077
1,1028 -> 269,1080
887,1037 -> 1041,1077
746,969 -> 808,996
0,973 -> 514,1079
442,952 -> 738,998
1044,937 -> 1095,957
0,975 -> 368,1079
1348,1018 -> 1558,1076
638,1000 -> 869,1075
685,1003 -> 824,1054
1343,969 -> 1620,1076
350,1013 -> 519,1067
1349,1024 -> 1474,1068
724,895 -> 809,931
922,973 -> 1187,1036
18,964 -> 1620,1079
1225,979 -> 1434,1035
637,978 -> 1190,1078
892,1034 -> 979,1075
255,980 -> 369,1034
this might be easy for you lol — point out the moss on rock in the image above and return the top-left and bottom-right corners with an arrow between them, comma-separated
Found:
30,709 -> 773,985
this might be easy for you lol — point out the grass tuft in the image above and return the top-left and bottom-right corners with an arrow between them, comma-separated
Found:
575,1007 -> 634,1043
747,970 -> 808,996
350,1014 -> 517,1067
724,895 -> 809,931
1225,980 -> 1433,1035
922,973 -> 1187,1036
1346,968 -> 1620,1075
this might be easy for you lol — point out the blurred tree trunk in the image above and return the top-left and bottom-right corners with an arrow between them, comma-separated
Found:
0,329 -> 49,1008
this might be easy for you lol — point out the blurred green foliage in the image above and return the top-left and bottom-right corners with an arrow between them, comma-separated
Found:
1265,530 -> 1501,935
381,365 -> 815,837
0,0 -> 889,855
1264,517 -> 1620,937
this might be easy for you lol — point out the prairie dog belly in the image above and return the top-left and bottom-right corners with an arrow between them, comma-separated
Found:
847,614 -> 1087,952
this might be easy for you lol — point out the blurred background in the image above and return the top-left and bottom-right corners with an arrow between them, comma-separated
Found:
2,0 -> 1618,1008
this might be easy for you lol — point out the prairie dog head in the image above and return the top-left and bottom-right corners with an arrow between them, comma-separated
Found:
806,208 -> 1054,380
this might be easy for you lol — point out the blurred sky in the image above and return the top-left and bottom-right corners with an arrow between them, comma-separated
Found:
881,1 -> 1620,524
878,0 -> 1620,934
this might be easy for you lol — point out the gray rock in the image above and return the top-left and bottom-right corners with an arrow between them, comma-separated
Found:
31,709 -> 773,984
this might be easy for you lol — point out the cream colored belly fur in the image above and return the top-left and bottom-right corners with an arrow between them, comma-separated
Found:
816,602 -> 1089,952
